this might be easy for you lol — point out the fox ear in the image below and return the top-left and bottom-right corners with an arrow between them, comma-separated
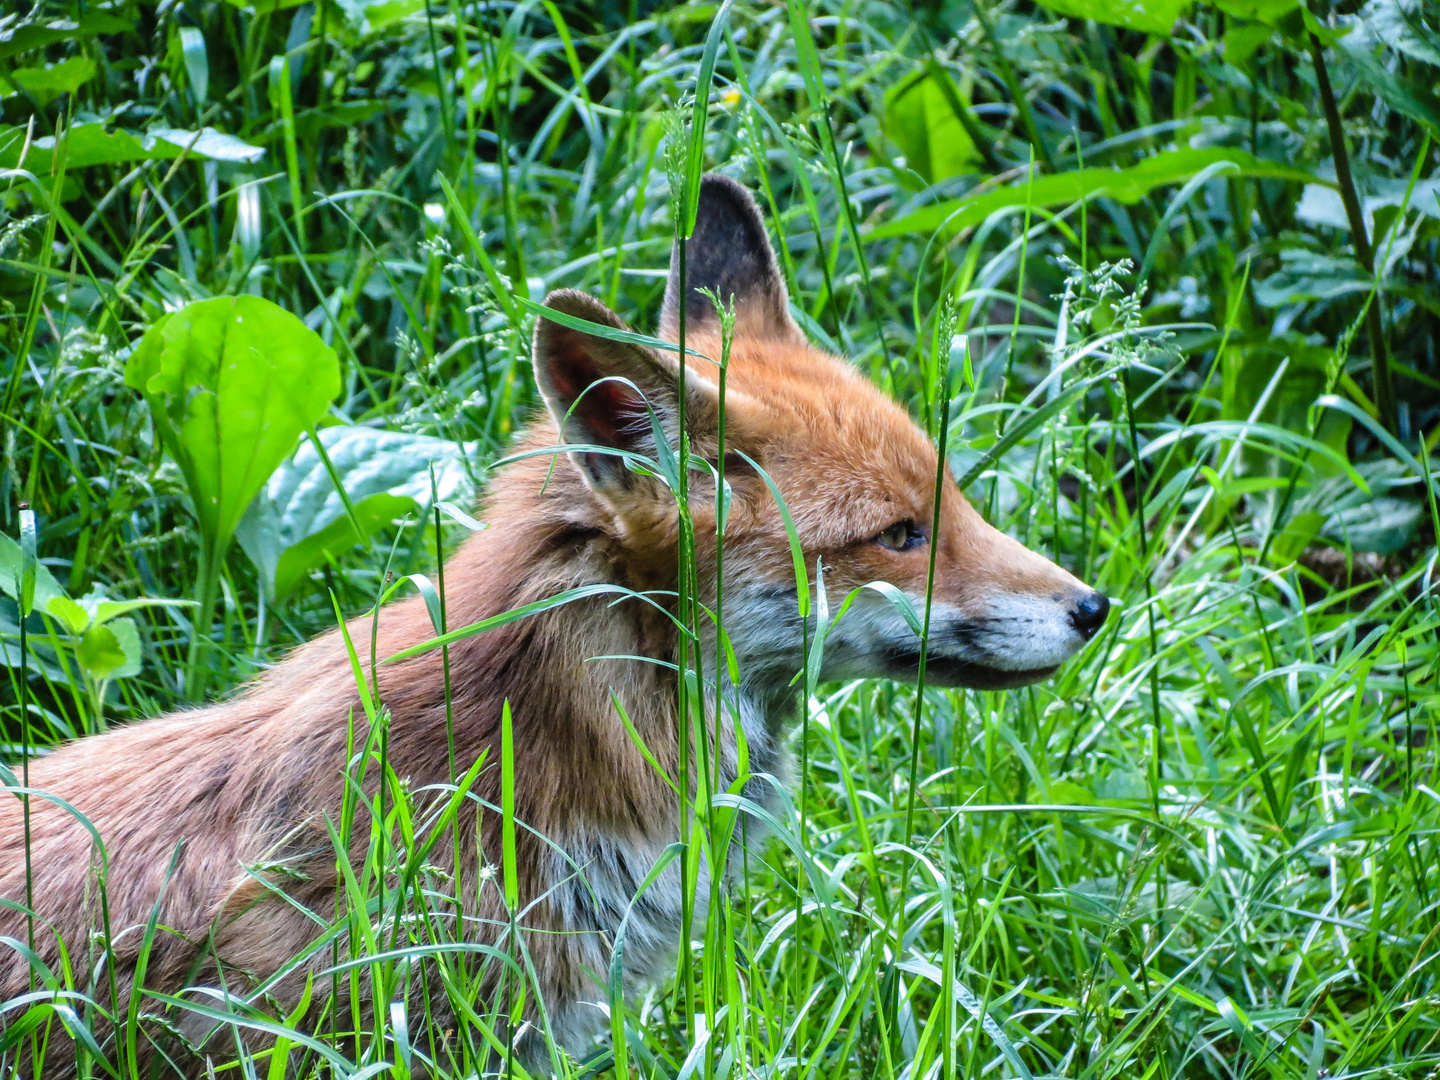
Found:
533,289 -> 715,499
660,174 -> 802,345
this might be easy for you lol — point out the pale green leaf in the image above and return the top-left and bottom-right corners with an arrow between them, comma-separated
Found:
10,56 -> 96,94
885,71 -> 980,184
871,148 -> 1327,239
0,20 -> 76,60
44,595 -> 90,636
1323,498 -> 1423,554
125,296 -> 341,564
80,593 -> 197,627
0,122 -> 264,171
1037,0 -> 1187,35
75,622 -> 127,680
1252,251 -> 1369,307
235,425 -> 474,599
179,27 -> 209,103
1351,0 -> 1440,67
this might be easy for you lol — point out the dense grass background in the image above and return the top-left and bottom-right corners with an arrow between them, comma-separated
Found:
3,0 -> 1440,1075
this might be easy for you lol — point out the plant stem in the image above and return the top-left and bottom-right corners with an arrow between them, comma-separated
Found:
1307,31 -> 1396,435
18,505 -> 35,981
187,545 -> 222,703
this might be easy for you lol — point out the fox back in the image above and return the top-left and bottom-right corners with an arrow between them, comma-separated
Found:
0,175 -> 1108,1071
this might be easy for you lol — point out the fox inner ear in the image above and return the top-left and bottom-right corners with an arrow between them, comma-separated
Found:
533,289 -> 713,498
660,174 -> 802,345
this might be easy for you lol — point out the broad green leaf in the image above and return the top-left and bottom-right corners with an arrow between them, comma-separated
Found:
80,593 -> 196,627
292,101 -> 386,142
885,71 -> 980,184
1252,251 -> 1369,307
275,493 -> 413,598
0,13 -> 131,59
179,27 -> 209,103
1221,22 -> 1274,66
1297,177 -> 1440,229
0,532 -> 65,612
235,425 -> 474,599
43,595 -> 90,636
871,148 -> 1326,239
1037,0 -> 1187,35
75,621 -> 134,681
109,618 -> 143,679
1323,497 -> 1423,554
0,122 -> 264,171
125,296 -> 341,567
1212,0 -> 1300,28
1351,0 -> 1440,66
10,56 -> 97,95
360,0 -> 426,29
0,20 -> 77,60
78,12 -> 135,34
1335,27 -> 1440,130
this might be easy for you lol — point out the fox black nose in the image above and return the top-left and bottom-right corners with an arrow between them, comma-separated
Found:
1070,591 -> 1109,638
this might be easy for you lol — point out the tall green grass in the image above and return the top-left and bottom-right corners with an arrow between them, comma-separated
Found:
3,0 -> 1440,1076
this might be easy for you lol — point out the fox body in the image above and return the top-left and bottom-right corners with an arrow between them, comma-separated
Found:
0,176 -> 1108,1069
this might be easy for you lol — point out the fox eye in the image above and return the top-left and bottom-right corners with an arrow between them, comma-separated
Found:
874,519 -> 925,552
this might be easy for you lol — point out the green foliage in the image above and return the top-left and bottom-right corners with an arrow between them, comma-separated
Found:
885,70 -> 982,184
874,147 -> 1325,238
1,532 -> 190,728
125,295 -> 339,695
237,426 -> 473,599
125,296 -> 341,564
1038,0 -> 1192,36
1,0 -> 1439,1075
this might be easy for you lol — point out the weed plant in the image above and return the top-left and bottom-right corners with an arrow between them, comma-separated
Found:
2,0 -> 1440,1076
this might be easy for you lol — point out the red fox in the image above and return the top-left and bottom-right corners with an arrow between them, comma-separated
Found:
0,175 -> 1107,1070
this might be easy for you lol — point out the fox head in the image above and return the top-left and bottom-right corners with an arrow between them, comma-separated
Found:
531,175 -> 1108,697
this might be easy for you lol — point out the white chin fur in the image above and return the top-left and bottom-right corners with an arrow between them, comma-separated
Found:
820,589 -> 1085,677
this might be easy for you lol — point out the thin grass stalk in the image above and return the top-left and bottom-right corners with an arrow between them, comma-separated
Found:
1118,362 -> 1162,817
891,381 -> 952,1072
669,144 -> 699,1043
273,56 -> 305,253
490,11 -> 528,300
903,348 -> 955,854
1255,302 -> 1366,569
0,123 -> 63,430
17,504 -> 36,987
783,0 -> 892,372
990,152 -> 1036,519
705,292 -> 736,1080
423,0 -> 454,144
1306,31 -> 1395,436
971,0 -> 1052,168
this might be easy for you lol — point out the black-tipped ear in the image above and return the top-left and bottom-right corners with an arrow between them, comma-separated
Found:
533,289 -> 714,499
660,175 -> 802,344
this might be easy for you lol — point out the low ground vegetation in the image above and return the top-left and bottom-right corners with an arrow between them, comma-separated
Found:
2,0 -> 1439,1076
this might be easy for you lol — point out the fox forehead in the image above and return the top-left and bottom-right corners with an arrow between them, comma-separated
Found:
699,331 -> 945,546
